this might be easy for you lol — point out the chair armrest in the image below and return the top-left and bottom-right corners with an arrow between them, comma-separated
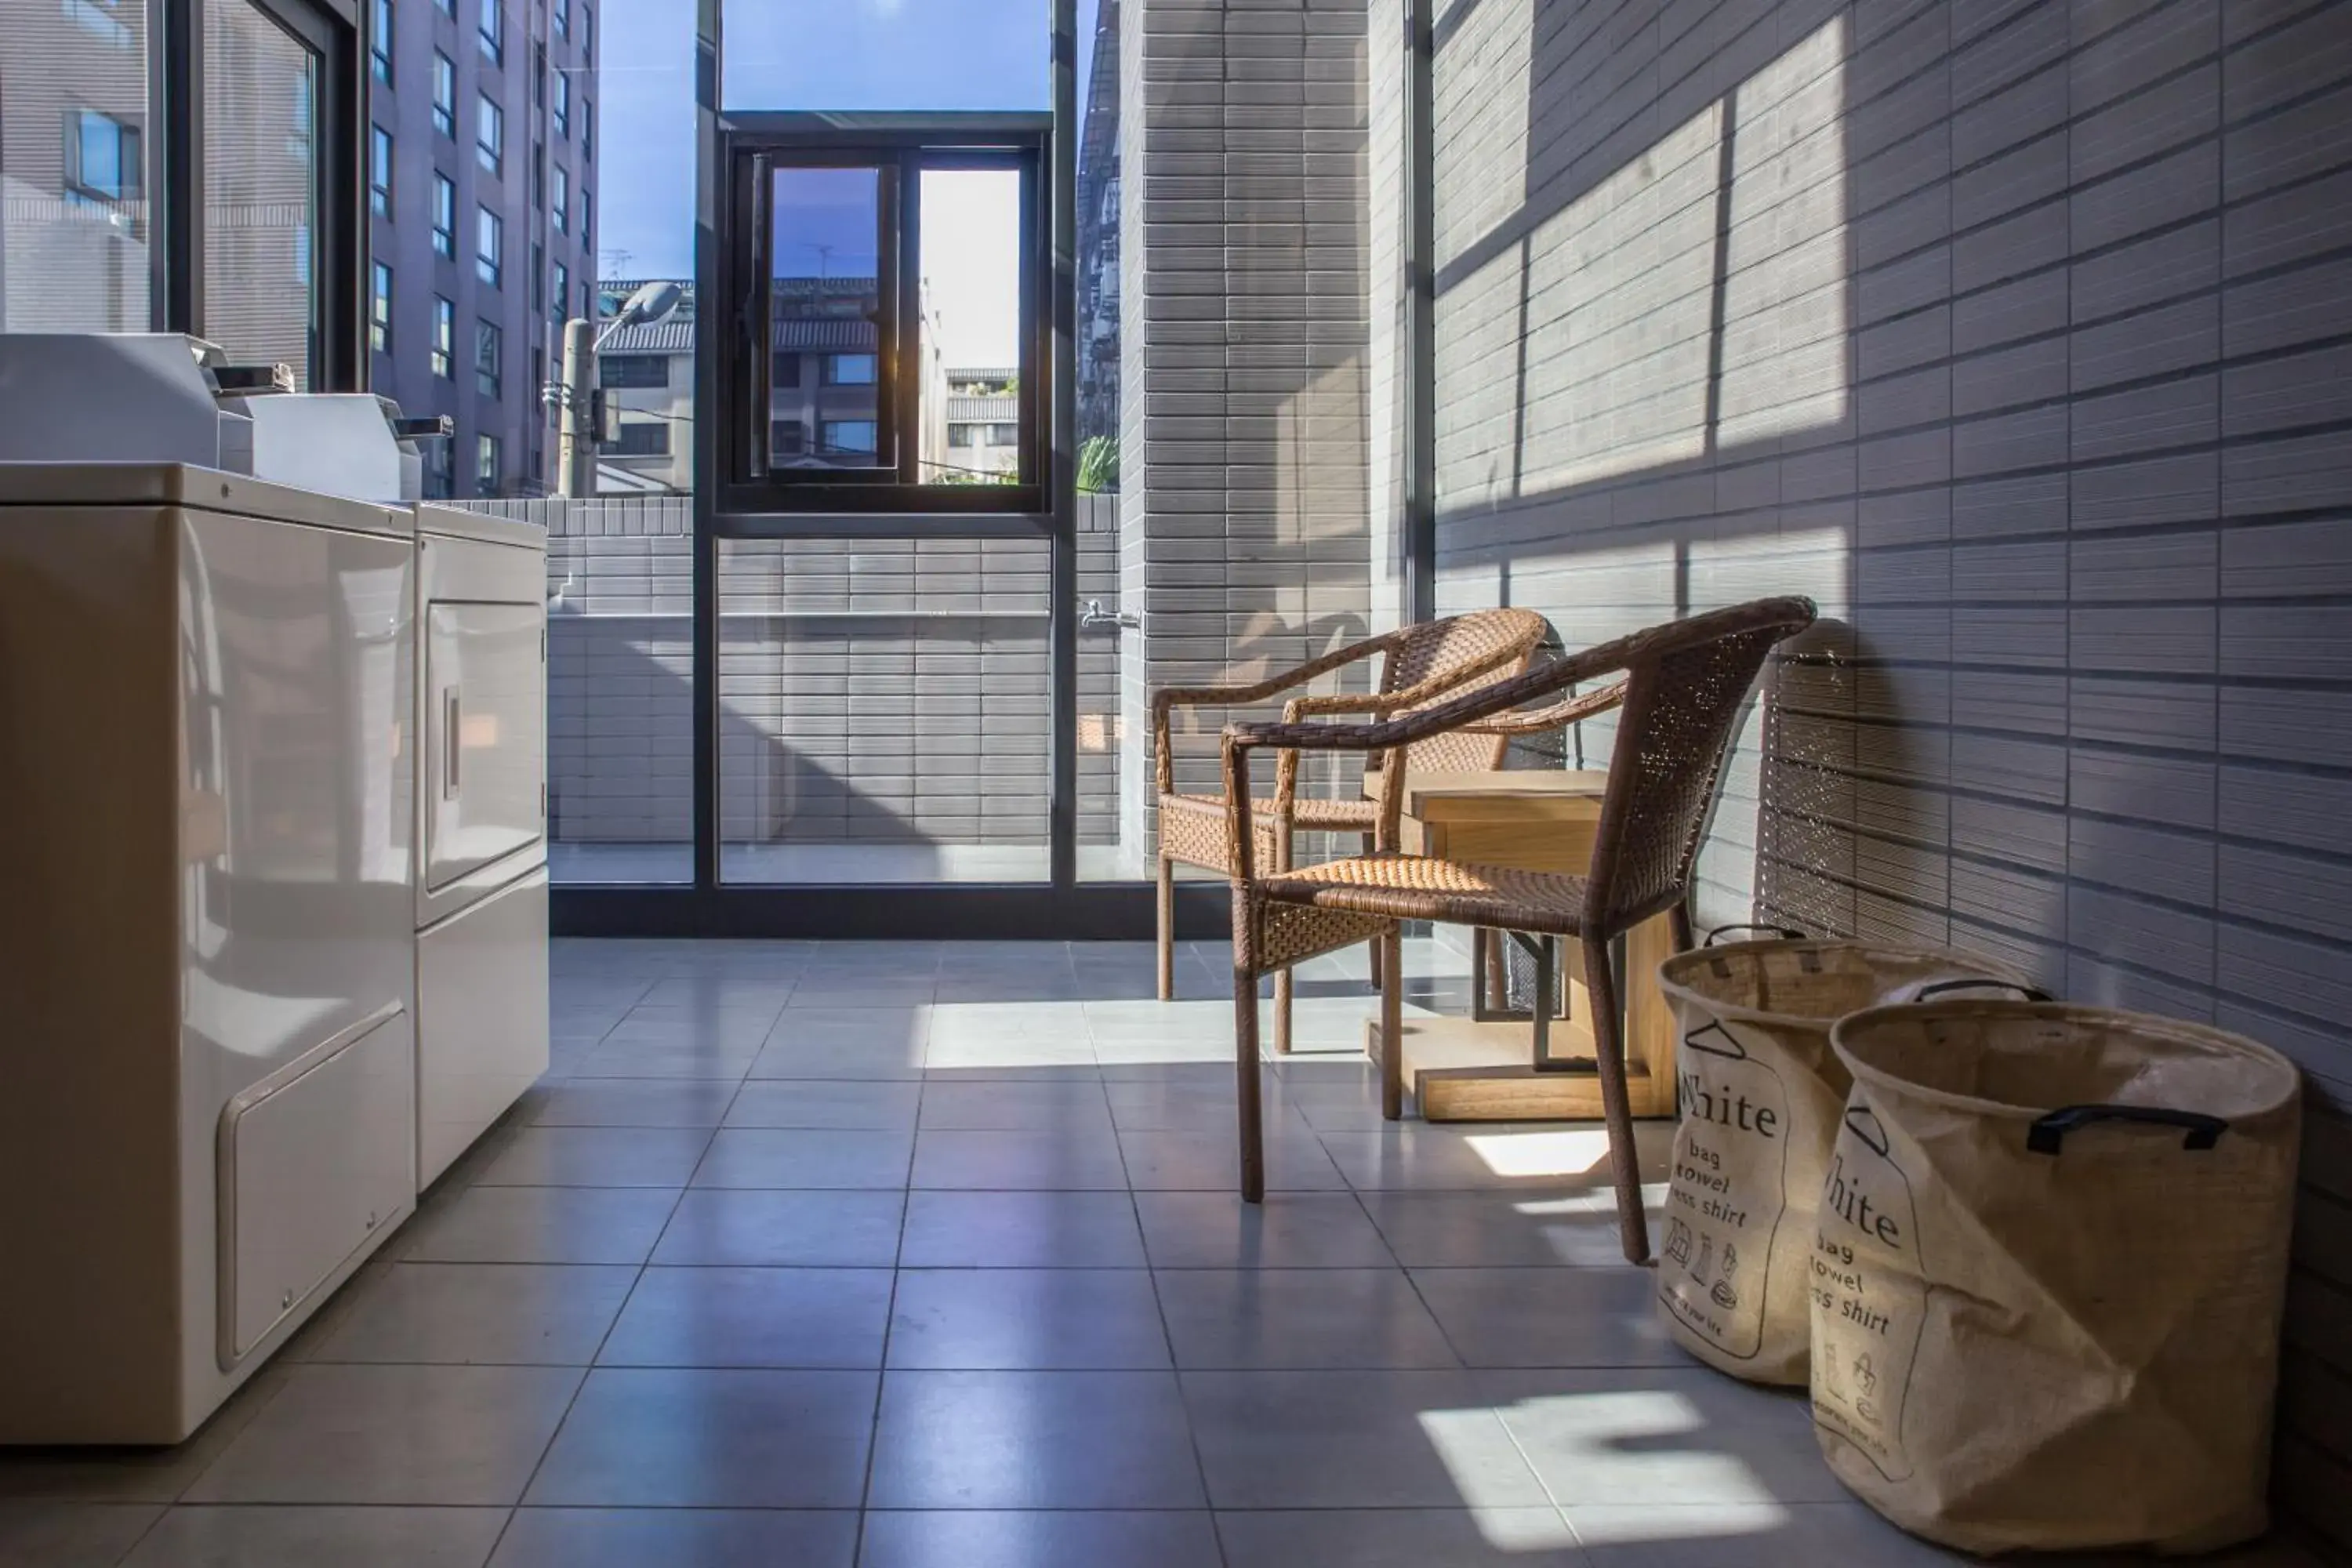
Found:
1151,627 -> 1403,794
1461,679 -> 1628,735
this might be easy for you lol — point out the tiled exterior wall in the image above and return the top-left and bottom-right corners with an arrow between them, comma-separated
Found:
1119,0 -> 1378,860
1399,0 -> 2352,1544
474,497 -> 1120,855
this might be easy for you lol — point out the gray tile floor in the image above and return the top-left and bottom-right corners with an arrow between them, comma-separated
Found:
0,939 -> 2328,1566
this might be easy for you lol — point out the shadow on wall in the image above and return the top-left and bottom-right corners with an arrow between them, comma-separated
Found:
1426,0 -> 1863,933
548,613 -> 931,855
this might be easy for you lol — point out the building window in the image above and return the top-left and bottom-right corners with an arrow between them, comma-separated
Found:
476,94 -> 502,176
988,423 -> 1020,445
530,143 -> 545,210
579,185 -> 591,242
532,346 -> 546,423
476,318 -> 501,397
530,241 -> 544,311
61,108 -> 143,205
822,353 -> 877,387
611,421 -> 668,456
820,420 -> 877,456
477,0 -> 503,64
477,207 -> 501,287
370,0 -> 392,82
432,53 -> 456,138
601,354 -> 667,389
368,125 -> 393,215
771,352 -> 801,389
581,281 -> 593,321
371,263 -> 392,352
434,0 -> 452,14
580,98 -> 593,160
552,0 -> 568,37
580,4 -> 592,60
771,421 -> 806,456
431,173 -> 456,256
424,437 -> 454,497
477,434 -> 499,492
553,71 -> 569,139
432,297 -> 455,377
553,260 -> 569,322
65,0 -> 135,44
551,165 -> 568,233
948,424 -> 975,448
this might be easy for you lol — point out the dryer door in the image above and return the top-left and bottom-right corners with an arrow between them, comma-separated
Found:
424,600 -> 546,894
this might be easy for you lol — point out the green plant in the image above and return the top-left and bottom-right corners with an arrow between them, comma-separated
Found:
1077,434 -> 1120,495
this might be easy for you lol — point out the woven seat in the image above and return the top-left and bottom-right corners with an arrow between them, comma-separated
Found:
1150,608 -> 1548,1051
1222,597 -> 1820,1266
1256,855 -> 1590,958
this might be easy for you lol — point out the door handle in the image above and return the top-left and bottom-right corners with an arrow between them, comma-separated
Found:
443,689 -> 462,799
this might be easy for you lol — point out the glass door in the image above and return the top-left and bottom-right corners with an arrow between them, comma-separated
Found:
708,0 -> 1064,896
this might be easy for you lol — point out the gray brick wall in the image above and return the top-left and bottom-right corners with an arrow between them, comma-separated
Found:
1402,0 -> 2352,1542
471,496 -> 1122,857
1119,0 -> 1378,862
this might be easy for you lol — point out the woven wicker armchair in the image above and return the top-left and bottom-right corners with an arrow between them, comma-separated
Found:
1152,608 -> 1548,1051
1221,597 -> 1819,1263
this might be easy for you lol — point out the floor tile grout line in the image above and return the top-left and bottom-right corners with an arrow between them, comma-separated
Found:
849,1091 -> 918,1557
495,1125 -> 702,1537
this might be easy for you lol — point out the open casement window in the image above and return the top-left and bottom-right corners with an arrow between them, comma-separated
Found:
715,116 -> 1047,515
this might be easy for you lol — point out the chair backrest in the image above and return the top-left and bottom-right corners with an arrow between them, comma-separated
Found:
1379,608 -> 1548,776
1584,599 -> 1817,935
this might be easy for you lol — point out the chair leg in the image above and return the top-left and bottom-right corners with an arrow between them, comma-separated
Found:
1378,924 -> 1404,1121
1583,933 -> 1651,1265
1156,855 -> 1175,1000
1235,951 -> 1265,1204
1363,833 -> 1384,993
1273,967 -> 1294,1055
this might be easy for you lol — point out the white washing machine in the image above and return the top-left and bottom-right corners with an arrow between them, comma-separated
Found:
412,504 -> 549,1190
0,464 -> 417,1443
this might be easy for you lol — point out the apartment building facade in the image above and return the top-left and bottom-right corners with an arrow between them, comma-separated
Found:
366,0 -> 595,497
594,277 -> 954,495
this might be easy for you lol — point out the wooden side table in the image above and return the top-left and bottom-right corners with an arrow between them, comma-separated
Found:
1363,769 -> 1679,1122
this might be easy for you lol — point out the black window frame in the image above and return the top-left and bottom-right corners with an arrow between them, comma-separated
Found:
161,0 -> 365,393
476,91 -> 502,176
474,315 -> 500,397
431,51 -> 456,137
550,162 -> 568,232
369,259 -> 390,350
611,419 -> 669,457
430,170 -> 456,254
368,121 -> 392,213
368,0 -> 391,81
601,353 -> 668,390
62,106 -> 145,205
430,294 -> 454,376
475,204 -> 501,286
476,430 -> 499,491
477,0 -> 502,64
713,114 -> 1048,517
553,70 -> 569,139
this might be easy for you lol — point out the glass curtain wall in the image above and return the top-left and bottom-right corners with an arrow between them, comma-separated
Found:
713,0 -> 1053,887
535,0 -> 695,884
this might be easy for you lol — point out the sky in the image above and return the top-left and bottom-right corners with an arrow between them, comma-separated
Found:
597,0 -> 1100,368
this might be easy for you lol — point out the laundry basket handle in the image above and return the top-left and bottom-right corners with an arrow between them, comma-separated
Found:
1704,923 -> 1805,946
1912,979 -> 2053,1004
2027,1105 -> 2228,1156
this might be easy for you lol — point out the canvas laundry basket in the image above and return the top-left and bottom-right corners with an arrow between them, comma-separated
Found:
1651,934 -> 2034,1385
1813,1000 -> 2303,1555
